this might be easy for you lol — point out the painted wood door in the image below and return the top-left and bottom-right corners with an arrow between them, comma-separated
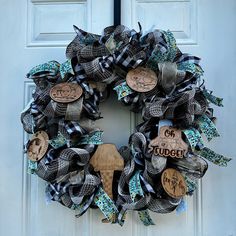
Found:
0,0 -> 235,236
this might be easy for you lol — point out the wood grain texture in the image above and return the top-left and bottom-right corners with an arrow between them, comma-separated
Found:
50,83 -> 83,103
126,67 -> 158,92
161,168 -> 187,198
149,126 -> 188,158
90,144 -> 124,199
27,131 -> 49,162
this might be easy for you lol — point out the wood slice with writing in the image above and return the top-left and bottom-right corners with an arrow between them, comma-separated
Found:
161,168 -> 187,198
148,126 -> 188,158
27,131 -> 49,162
126,67 -> 158,92
50,82 -> 83,103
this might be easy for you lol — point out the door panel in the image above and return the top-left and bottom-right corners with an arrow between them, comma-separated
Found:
122,0 -> 197,45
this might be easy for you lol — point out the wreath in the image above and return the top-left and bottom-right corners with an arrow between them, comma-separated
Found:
21,24 -> 231,226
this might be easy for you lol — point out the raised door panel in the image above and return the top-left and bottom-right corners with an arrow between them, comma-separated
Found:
122,0 -> 197,45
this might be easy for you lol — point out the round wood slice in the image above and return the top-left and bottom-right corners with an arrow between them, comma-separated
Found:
126,67 -> 158,92
161,168 -> 187,198
27,131 -> 49,162
50,82 -> 83,103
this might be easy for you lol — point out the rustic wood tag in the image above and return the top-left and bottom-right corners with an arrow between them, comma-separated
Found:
50,82 -> 83,103
27,131 -> 49,162
149,126 -> 188,158
90,144 -> 124,199
126,67 -> 158,92
161,168 -> 187,198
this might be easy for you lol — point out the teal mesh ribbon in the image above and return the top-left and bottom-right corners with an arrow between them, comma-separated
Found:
79,131 -> 103,145
177,61 -> 204,78
198,147 -> 232,167
48,132 -> 67,149
196,115 -> 220,141
129,171 -> 155,226
163,30 -> 178,62
113,82 -> 134,100
60,59 -> 74,79
27,61 -> 60,78
146,30 -> 177,71
203,90 -> 223,107
183,128 -> 204,150
27,160 -> 38,174
183,175 -> 197,195
94,187 -> 119,224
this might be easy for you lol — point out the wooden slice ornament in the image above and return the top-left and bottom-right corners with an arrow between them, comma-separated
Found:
27,131 -> 49,162
161,168 -> 187,198
90,144 -> 124,200
126,67 -> 158,92
50,82 -> 83,103
149,126 -> 188,158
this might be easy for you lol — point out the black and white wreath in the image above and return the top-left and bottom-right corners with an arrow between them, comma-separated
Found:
21,24 -> 231,226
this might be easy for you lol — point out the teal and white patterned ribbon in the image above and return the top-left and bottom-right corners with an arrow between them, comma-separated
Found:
183,175 -> 197,195
129,171 -> 143,199
60,59 -> 74,79
129,171 -> 155,226
198,147 -> 232,167
146,30 -> 177,71
202,90 -> 223,107
177,62 -> 204,78
163,30 -> 178,62
27,61 -> 60,78
138,210 -> 155,226
27,160 -> 38,174
113,82 -> 134,100
196,115 -> 220,141
79,131 -> 103,145
183,128 -> 204,150
94,187 -> 119,223
48,132 -> 67,149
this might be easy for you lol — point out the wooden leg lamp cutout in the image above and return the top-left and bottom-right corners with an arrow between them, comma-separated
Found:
90,143 -> 124,223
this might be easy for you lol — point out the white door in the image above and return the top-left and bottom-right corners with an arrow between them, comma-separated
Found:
0,0 -> 235,236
